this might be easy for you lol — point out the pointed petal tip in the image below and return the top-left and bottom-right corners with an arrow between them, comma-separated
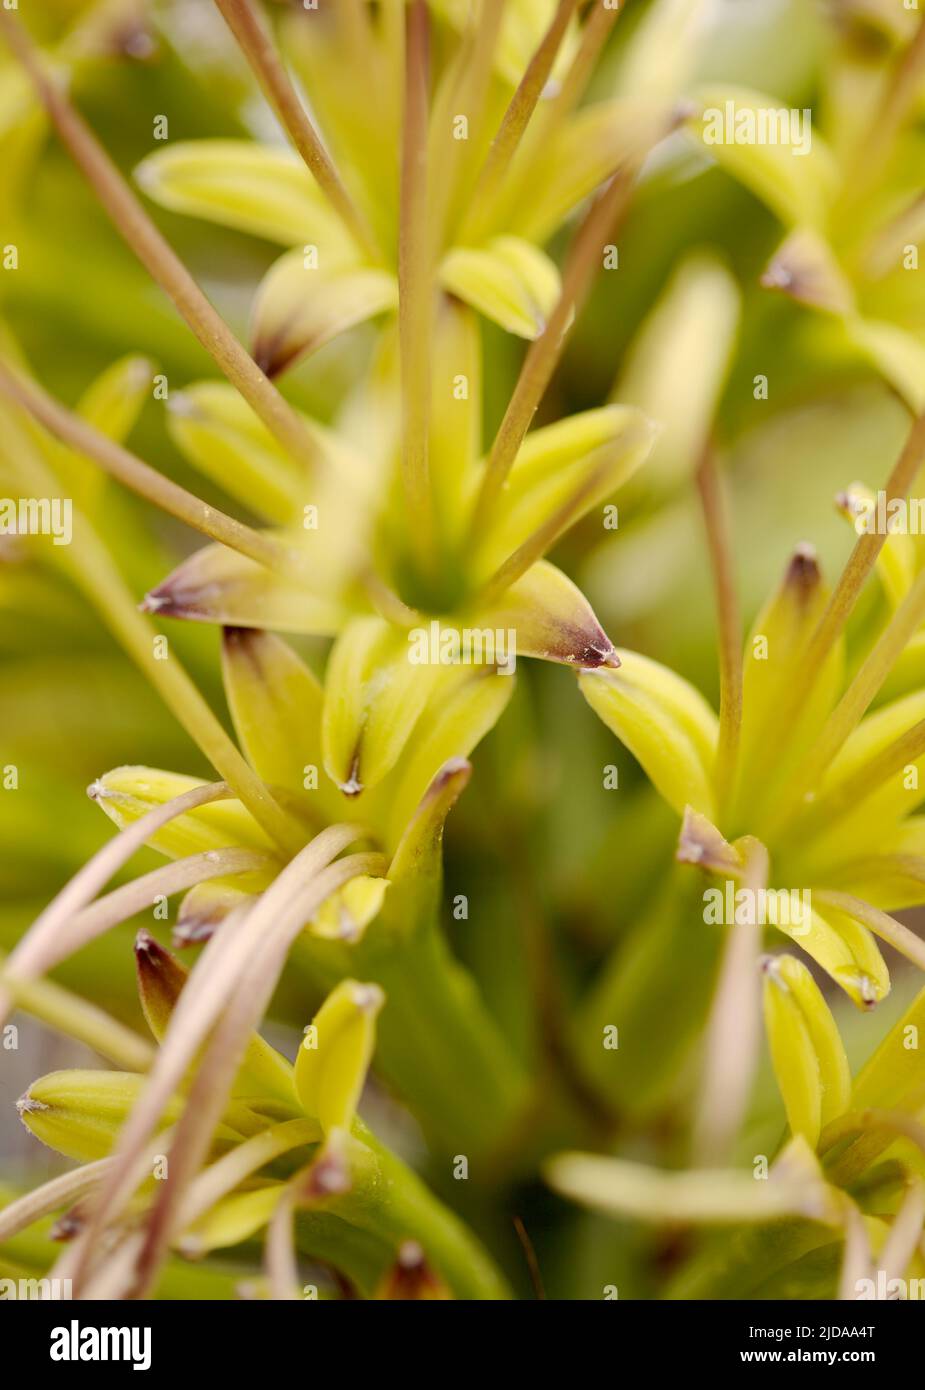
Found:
577,643 -> 620,672
165,390 -> 198,419
676,806 -> 741,873
676,808 -> 706,865
221,625 -> 262,661
138,590 -> 169,615
672,97 -> 700,126
398,1239 -> 426,1269
337,777 -> 364,797
350,982 -> 385,1015
136,927 -> 185,975
430,755 -> 472,790
785,543 -> 821,597
410,758 -> 473,826
305,1144 -> 352,1200
50,1211 -> 83,1242
171,919 -> 216,949
760,259 -> 793,292
133,928 -> 155,961
139,585 -> 210,621
857,974 -> 879,1011
126,355 -> 156,388
132,155 -> 157,195
16,1091 -> 49,1117
251,335 -> 291,380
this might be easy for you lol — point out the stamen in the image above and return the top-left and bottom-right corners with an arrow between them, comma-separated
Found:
469,168 -> 636,538
398,0 -> 437,575
65,826 -> 370,1292
0,8 -> 320,472
0,1159 -> 112,1245
0,359 -> 308,581
131,850 -> 384,1296
696,445 -> 743,818
212,0 -> 380,264
460,0 -> 579,243
0,782 -> 234,1030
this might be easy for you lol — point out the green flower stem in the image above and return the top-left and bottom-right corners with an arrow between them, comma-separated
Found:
292,1211 -> 397,1299
292,923 -> 529,1163
666,1218 -> 838,1300
468,167 -> 634,538
696,445 -> 743,818
5,416 -> 302,855
573,869 -> 723,1121
398,0 -> 438,580
0,952 -> 153,1072
336,1126 -> 512,1300
213,0 -> 381,265
460,0 -> 579,244
762,408 -> 925,842
0,7 -> 321,474
0,359 -> 309,582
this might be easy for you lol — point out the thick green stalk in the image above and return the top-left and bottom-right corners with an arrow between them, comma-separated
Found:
573,869 -> 723,1121
291,923 -> 528,1163
342,1126 -> 511,1299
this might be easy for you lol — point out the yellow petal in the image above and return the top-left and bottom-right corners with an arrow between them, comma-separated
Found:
17,1071 -> 180,1162
846,318 -> 925,415
309,875 -> 389,944
545,1144 -> 837,1225
776,907 -> 889,1011
735,546 -> 843,826
580,651 -> 718,817
686,86 -> 838,232
294,980 -> 385,1133
367,668 -> 514,848
252,253 -> 398,376
221,627 -> 342,827
478,560 -> 617,668
439,237 -> 559,340
91,765 -> 279,859
321,618 -> 440,795
762,953 -> 851,1146
134,931 -> 297,1107
135,140 -> 346,248
166,383 -> 306,524
143,544 -> 347,634
776,955 -> 851,1127
474,405 -> 656,579
761,230 -> 855,314
178,1185 -> 285,1257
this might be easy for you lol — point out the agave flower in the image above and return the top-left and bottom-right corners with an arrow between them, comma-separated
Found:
578,421 -> 925,1019
547,964 -> 925,1300
3,935 -> 508,1299
0,610 -> 528,1165
0,0 -> 660,1301
0,0 -> 666,719
136,0 -> 672,375
684,5 -> 925,411
538,412 -> 925,1295
125,0 -> 668,675
0,3 -> 660,1193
